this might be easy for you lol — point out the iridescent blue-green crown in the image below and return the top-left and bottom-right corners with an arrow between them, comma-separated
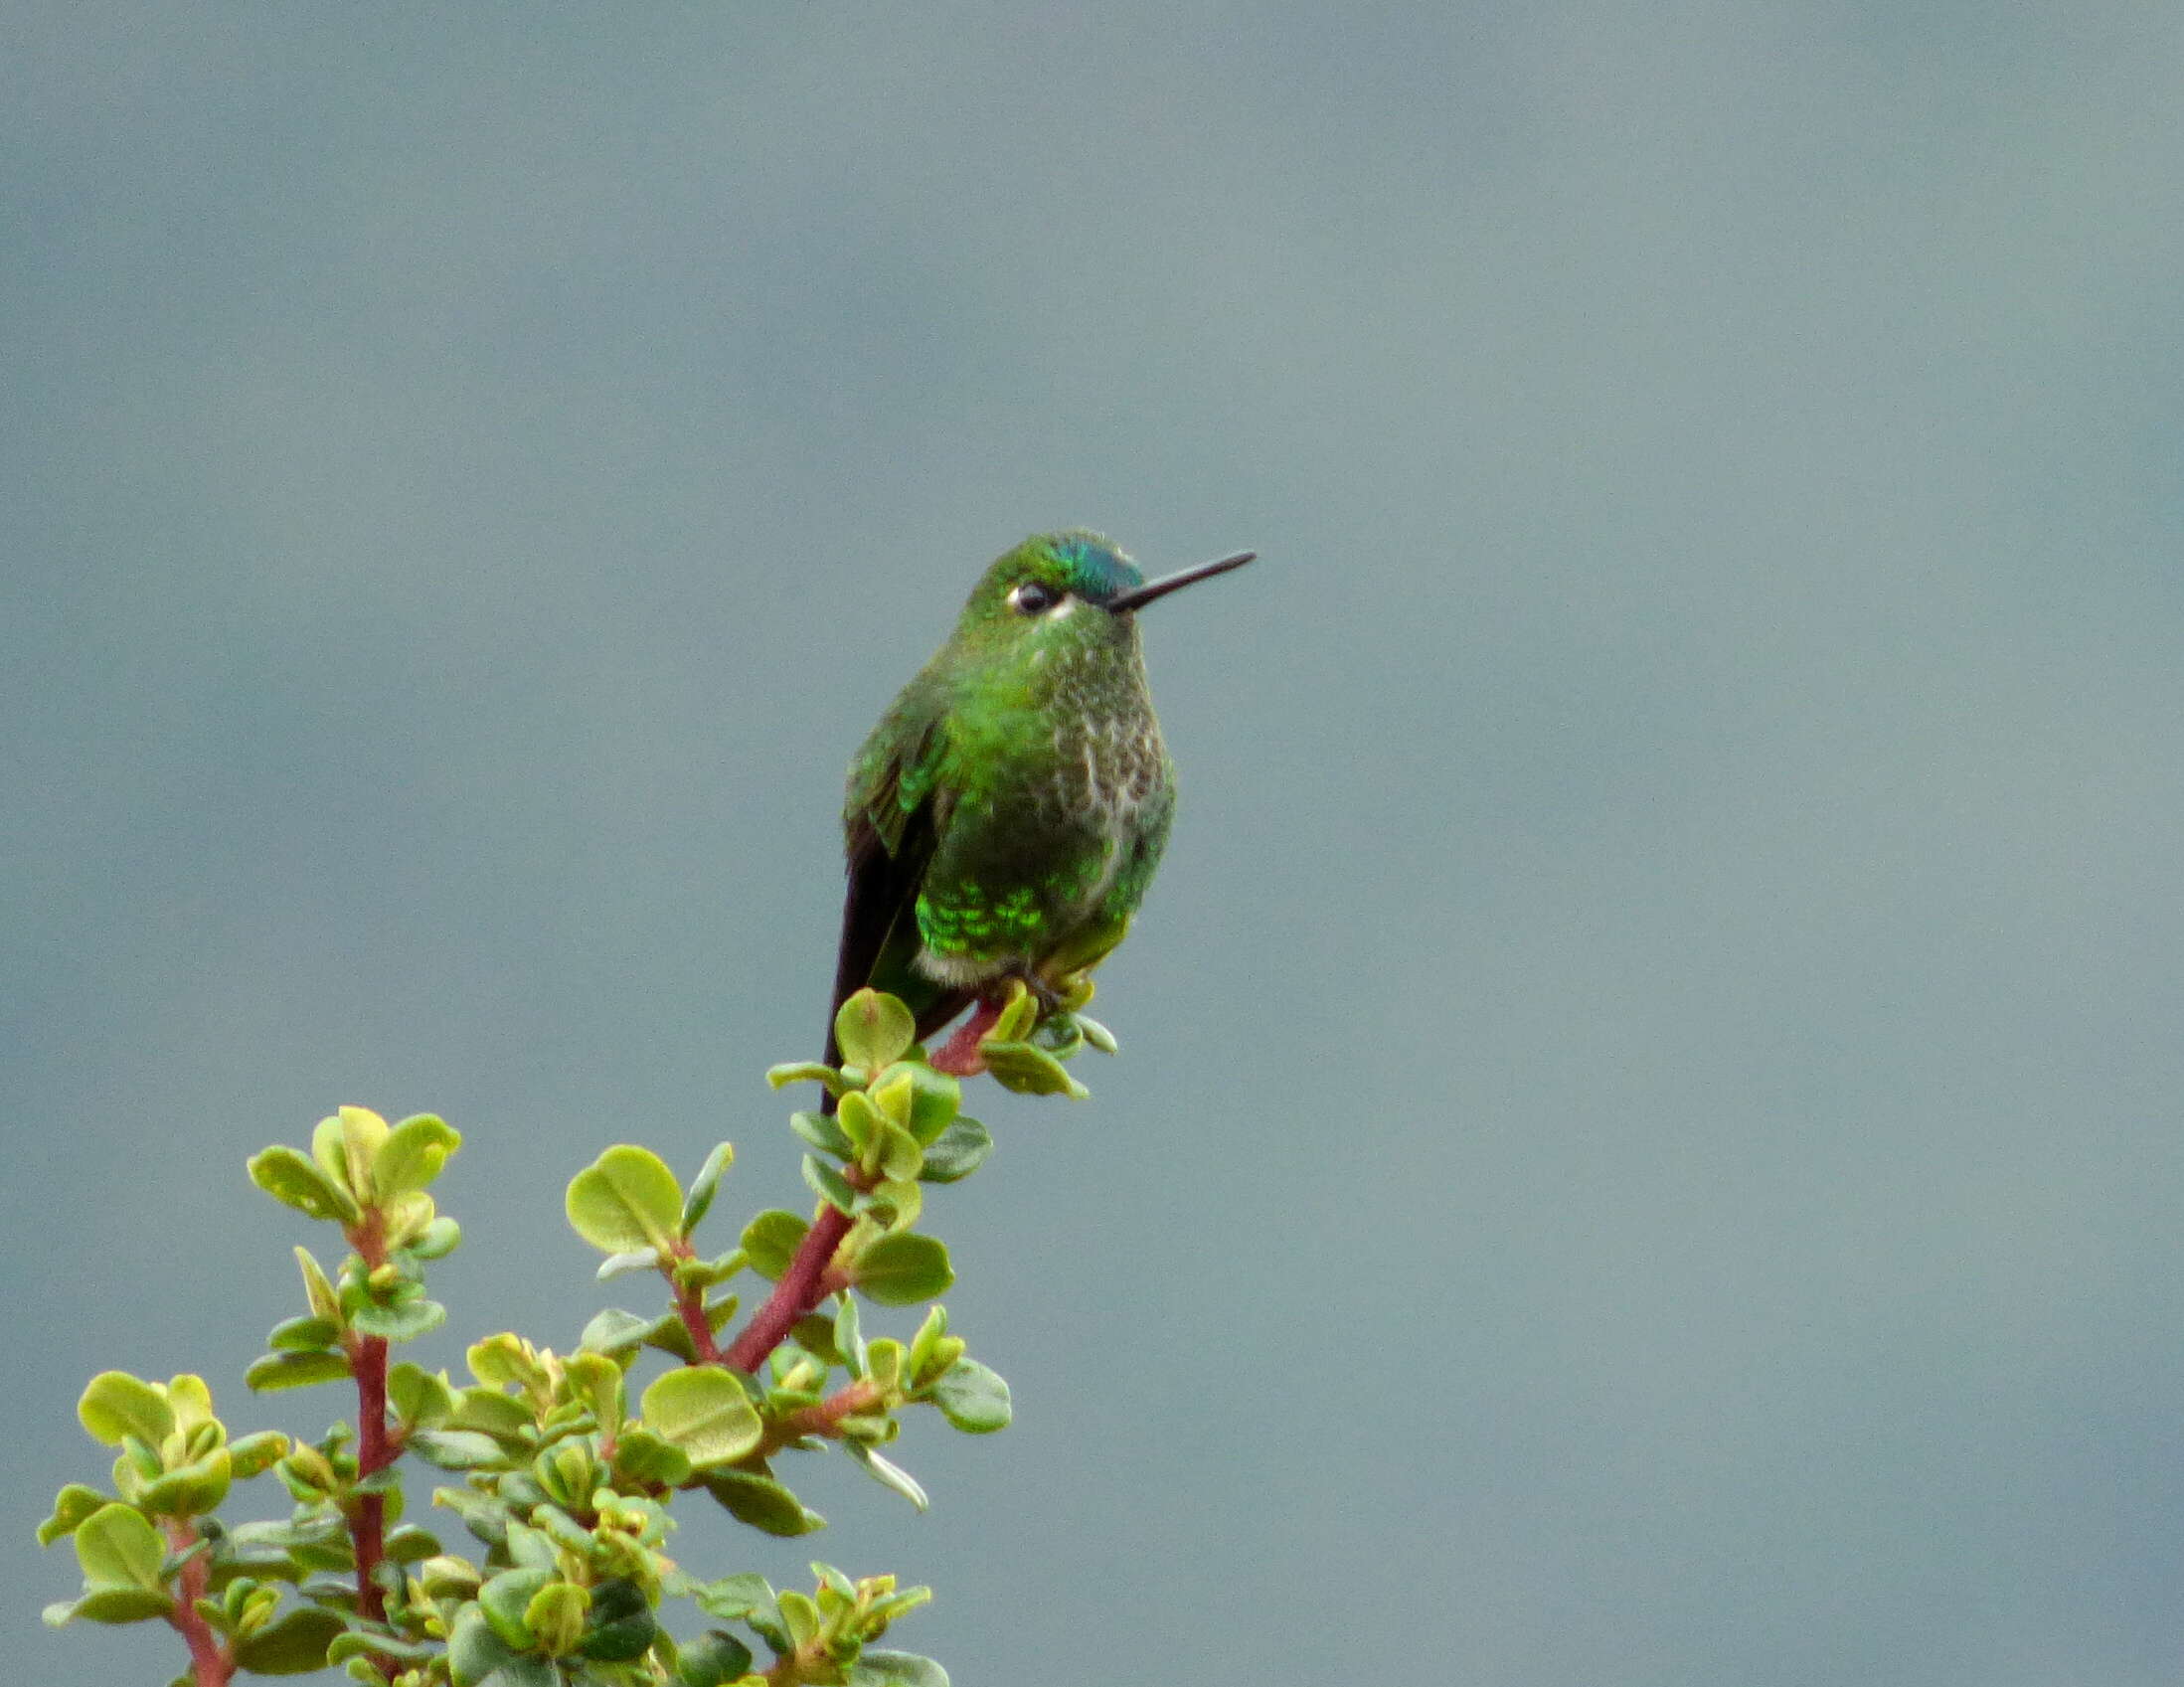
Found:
1039,530 -> 1144,604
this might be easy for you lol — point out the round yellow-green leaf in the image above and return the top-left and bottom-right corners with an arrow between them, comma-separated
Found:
74,1502 -> 165,1591
852,1233 -> 953,1305
50,1586 -> 174,1624
566,1145 -> 683,1254
37,1484 -> 108,1546
834,989 -> 916,1071
78,1373 -> 173,1449
930,1357 -> 1012,1434
640,1368 -> 762,1467
249,1146 -> 358,1223
375,1113 -> 461,1200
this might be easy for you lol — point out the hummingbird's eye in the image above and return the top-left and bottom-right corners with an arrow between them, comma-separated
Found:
1009,581 -> 1060,616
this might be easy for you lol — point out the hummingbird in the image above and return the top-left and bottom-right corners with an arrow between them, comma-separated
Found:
825,530 -> 1256,1068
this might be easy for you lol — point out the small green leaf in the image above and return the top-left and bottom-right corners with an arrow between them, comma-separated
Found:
594,1249 -> 660,1280
165,1374 -> 214,1434
533,1503 -> 593,1556
850,1650 -> 951,1687
850,1651 -> 952,1687
777,1587 -> 824,1650
834,989 -> 916,1071
449,1386 -> 536,1438
447,1604 -> 526,1687
374,1113 -> 461,1200
681,1140 -> 736,1233
524,1579 -> 590,1656
864,1337 -> 906,1396
677,1249 -> 745,1289
566,1145 -> 684,1254
691,1572 -> 773,1621
700,1469 -> 827,1536
803,1153 -> 859,1216
432,1486 -> 513,1554
878,1122 -> 924,1181
351,1296 -> 447,1342
863,1177 -> 923,1231
294,1248 -> 342,1322
564,1351 -> 625,1439
988,978 -> 1038,1041
502,1519 -> 556,1572
248,1146 -> 360,1223
872,1062 -> 961,1145
226,1429 -> 291,1479
327,1629 -> 438,1667
468,1333 -> 545,1388
677,1628 -> 756,1686
834,1294 -> 867,1375
906,1305 -> 949,1376
768,1061 -> 848,1096
608,1427 -> 692,1488
917,1117 -> 992,1184
322,1105 -> 392,1198
642,1311 -> 699,1364
641,1369 -> 762,1466
404,1215 -> 463,1260
75,1502 -> 166,1591
230,1604 -> 344,1673
384,1523 -> 443,1563
844,1441 -> 928,1511
135,1445 -> 231,1516
929,1358 -> 1012,1434
789,1109 -> 854,1157
851,1233 -> 953,1305
78,1373 -> 174,1448
741,1210 -> 810,1280
1030,1014 -> 1084,1058
246,1351 -> 354,1393
47,1585 -> 174,1624
38,1484 -> 109,1546
578,1306 -> 653,1356
408,1431 -> 514,1470
979,1039 -> 1090,1098
868,1071 -> 915,1135
577,1577 -> 653,1662
835,1090 -> 881,1154
789,1311 -> 845,1366
388,1363 -> 457,1429
1075,1012 -> 1119,1054
478,1564 -> 555,1648
265,1315 -> 343,1354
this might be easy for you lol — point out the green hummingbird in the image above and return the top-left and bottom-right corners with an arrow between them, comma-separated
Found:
825,530 -> 1256,1066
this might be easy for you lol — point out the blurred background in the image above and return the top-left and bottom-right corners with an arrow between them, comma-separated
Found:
10,5 -> 2184,1682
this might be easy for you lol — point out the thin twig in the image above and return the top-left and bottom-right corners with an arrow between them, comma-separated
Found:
723,1204 -> 855,1374
162,1517 -> 233,1686
725,996 -> 1002,1375
343,1211 -> 397,1674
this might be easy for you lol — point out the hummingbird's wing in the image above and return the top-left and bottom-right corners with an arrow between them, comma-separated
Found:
827,700 -> 964,1067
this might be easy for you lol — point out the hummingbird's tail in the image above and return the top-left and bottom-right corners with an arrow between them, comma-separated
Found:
822,835 -> 969,1111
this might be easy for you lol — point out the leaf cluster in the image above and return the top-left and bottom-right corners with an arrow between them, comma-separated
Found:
39,991 -> 1067,1686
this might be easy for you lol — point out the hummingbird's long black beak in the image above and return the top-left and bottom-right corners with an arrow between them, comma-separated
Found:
1104,550 -> 1257,614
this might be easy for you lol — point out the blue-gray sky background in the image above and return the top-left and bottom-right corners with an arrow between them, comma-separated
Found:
10,6 -> 2184,1682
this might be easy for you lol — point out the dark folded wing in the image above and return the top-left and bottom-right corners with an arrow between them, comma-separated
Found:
824,696 -> 956,1068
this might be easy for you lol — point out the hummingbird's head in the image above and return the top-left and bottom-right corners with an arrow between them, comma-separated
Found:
953,531 -> 1257,663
